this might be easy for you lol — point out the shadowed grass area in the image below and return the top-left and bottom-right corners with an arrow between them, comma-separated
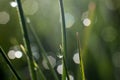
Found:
0,46 -> 21,80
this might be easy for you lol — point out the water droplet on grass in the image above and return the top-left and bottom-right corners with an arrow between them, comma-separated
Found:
10,1 -> 17,7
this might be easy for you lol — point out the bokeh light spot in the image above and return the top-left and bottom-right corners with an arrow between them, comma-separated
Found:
83,18 -> 91,27
66,74 -> 74,80
22,0 -> 39,15
0,11 -> 10,24
101,26 -> 117,42
60,13 -> 75,28
8,50 -> 15,59
42,56 -> 56,70
57,64 -> 63,74
15,51 -> 23,58
73,53 -> 80,64
112,52 -> 120,68
10,1 -> 17,7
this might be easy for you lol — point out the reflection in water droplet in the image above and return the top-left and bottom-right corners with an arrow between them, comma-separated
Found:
8,50 -> 16,59
15,51 -> 23,58
57,64 -> 63,74
83,18 -> 91,27
10,1 -> 17,7
0,11 -> 10,24
60,13 -> 75,28
42,56 -> 56,70
57,54 -> 63,59
73,53 -> 80,64
22,0 -> 39,15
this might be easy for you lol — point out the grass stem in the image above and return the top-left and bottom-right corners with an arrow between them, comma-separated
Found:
15,0 -> 36,80
76,32 -> 86,80
27,23 -> 59,80
0,47 -> 21,80
58,0 -> 70,80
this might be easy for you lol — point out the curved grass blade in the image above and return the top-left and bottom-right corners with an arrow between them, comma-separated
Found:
0,46 -> 21,80
15,0 -> 36,80
58,0 -> 70,80
76,32 -> 86,80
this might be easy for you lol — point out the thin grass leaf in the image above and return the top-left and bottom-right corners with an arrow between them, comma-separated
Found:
20,45 -> 46,80
58,0 -> 70,80
76,32 -> 86,80
27,22 -> 59,80
34,61 -> 47,80
0,46 -> 21,80
15,0 -> 36,80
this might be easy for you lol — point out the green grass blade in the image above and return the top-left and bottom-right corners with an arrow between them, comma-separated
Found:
0,46 -> 21,80
58,0 -> 70,80
20,45 -> 46,80
15,0 -> 36,80
27,23 -> 59,80
33,61 -> 47,80
76,32 -> 86,80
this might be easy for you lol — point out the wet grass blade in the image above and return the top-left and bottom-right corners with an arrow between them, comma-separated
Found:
20,45 -> 46,80
15,0 -> 36,80
58,0 -> 70,80
27,23 -> 59,80
33,60 -> 47,80
0,46 -> 21,80
76,32 -> 86,80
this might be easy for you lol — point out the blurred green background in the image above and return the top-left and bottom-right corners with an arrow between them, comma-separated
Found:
0,0 -> 120,80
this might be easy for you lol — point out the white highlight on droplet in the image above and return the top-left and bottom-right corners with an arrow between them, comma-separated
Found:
73,53 -> 80,64
8,50 -> 16,59
22,0 -> 39,15
60,13 -> 75,28
0,11 -> 10,24
83,18 -> 91,27
57,64 -> 63,74
66,74 -> 74,80
15,51 -> 23,58
42,56 -> 56,69
57,54 -> 63,59
10,1 -> 17,7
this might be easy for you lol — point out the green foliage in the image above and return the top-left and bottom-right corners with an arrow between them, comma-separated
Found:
0,0 -> 119,80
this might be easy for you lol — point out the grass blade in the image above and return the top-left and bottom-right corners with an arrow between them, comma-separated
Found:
34,61 -> 47,80
27,22 -> 59,80
0,46 -> 21,80
15,0 -> 36,80
58,0 -> 70,80
20,45 -> 46,80
76,32 -> 86,80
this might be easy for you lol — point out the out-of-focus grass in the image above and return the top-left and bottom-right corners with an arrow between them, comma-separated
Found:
0,0 -> 120,80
